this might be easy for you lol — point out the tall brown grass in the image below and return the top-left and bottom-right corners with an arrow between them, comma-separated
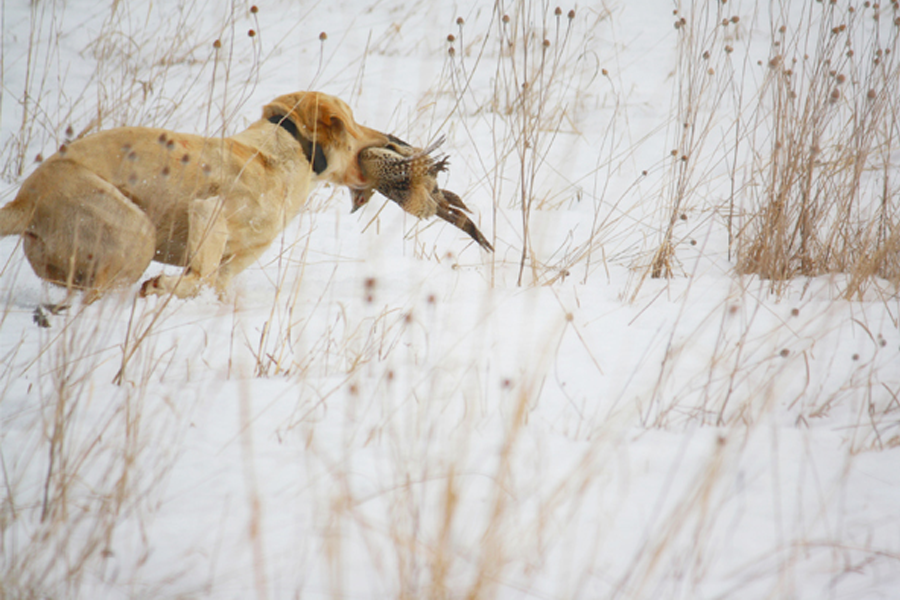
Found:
735,0 -> 900,297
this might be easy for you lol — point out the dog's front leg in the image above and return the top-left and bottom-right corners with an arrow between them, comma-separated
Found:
141,196 -> 229,299
211,243 -> 271,296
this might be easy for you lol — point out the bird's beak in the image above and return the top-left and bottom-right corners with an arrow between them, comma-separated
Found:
350,187 -> 372,213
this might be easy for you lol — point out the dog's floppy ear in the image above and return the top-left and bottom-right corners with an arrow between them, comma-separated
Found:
265,112 -> 328,174
263,99 -> 330,175
293,93 -> 350,149
307,97 -> 353,145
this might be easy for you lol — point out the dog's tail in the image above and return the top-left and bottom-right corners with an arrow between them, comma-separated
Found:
0,200 -> 31,237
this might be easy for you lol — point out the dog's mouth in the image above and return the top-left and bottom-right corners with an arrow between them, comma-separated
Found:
349,130 -> 414,213
348,142 -> 385,213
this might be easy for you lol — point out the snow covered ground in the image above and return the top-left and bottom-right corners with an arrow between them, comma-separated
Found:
1,1 -> 899,598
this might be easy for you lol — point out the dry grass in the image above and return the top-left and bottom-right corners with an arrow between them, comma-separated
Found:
734,0 -> 900,297
639,0 -> 900,300
2,298 -> 186,598
648,0 -> 741,280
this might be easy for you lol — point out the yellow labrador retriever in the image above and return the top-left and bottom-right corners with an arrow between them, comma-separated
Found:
0,91 -> 389,301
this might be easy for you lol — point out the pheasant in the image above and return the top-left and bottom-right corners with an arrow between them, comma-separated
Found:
353,136 -> 493,252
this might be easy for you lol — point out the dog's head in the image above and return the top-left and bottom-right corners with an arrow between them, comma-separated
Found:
262,92 -> 389,194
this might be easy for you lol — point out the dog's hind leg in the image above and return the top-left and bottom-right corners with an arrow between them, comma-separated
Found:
12,160 -> 156,301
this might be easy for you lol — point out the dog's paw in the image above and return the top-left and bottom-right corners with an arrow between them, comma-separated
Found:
32,303 -> 70,328
140,274 -> 202,299
139,275 -> 164,297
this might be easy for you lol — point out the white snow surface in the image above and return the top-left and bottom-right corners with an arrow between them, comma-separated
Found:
1,1 -> 899,599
